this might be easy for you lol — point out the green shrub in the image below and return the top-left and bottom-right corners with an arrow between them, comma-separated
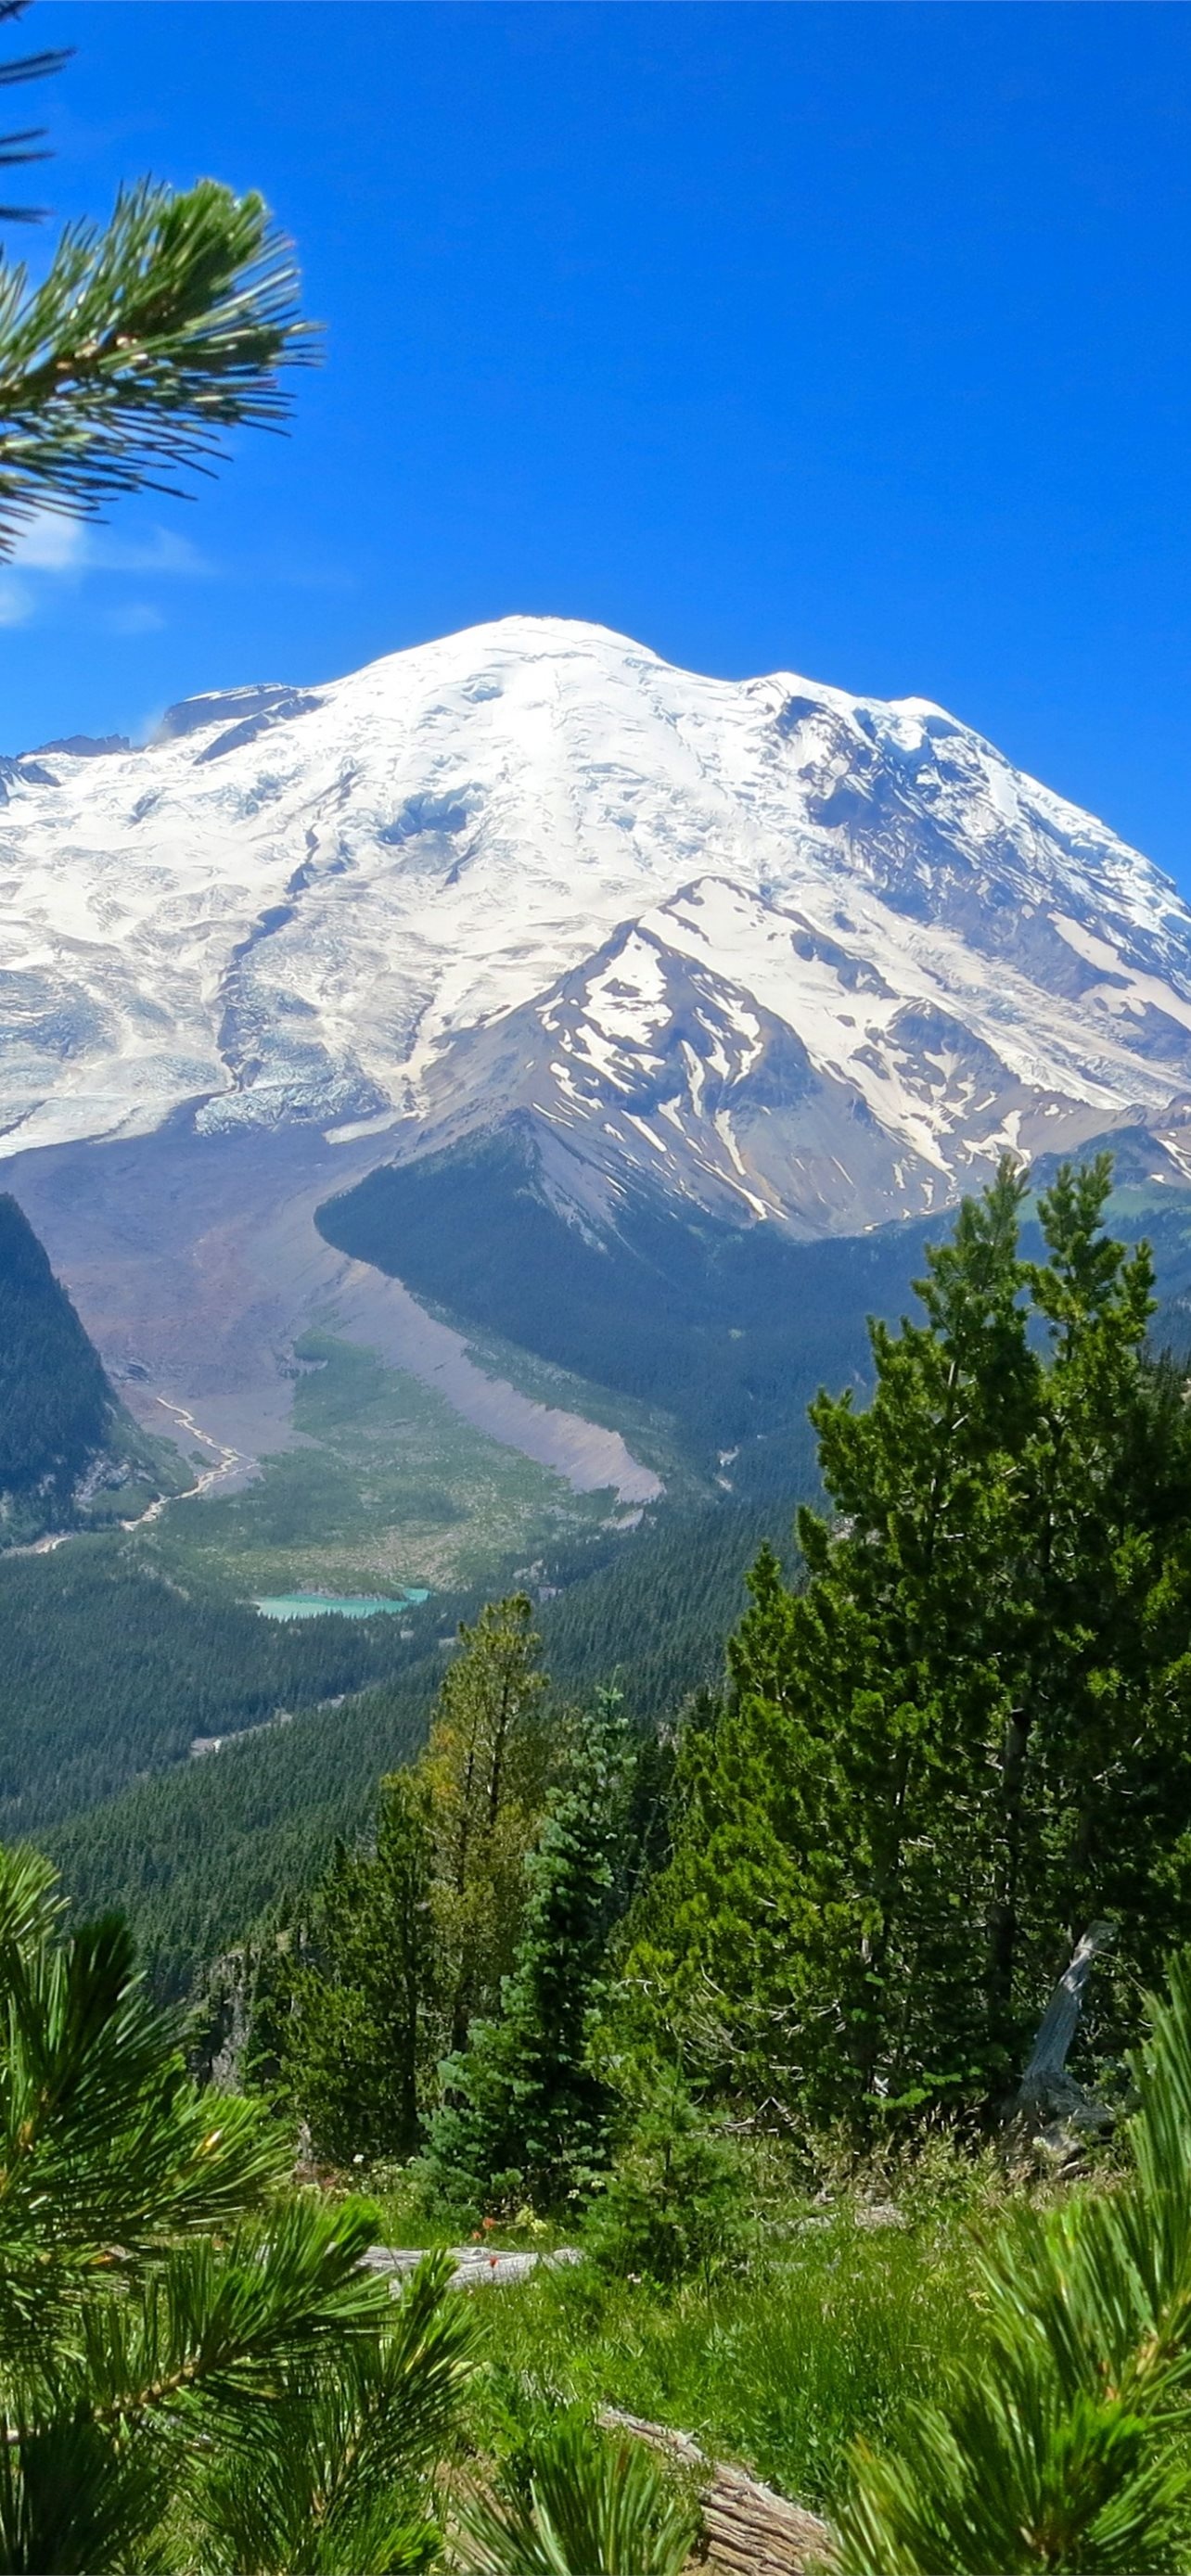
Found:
583,2077 -> 756,2286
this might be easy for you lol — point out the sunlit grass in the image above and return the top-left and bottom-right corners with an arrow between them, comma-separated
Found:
459,2213 -> 987,2512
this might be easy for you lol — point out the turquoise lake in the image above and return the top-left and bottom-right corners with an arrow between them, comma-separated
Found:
252,1590 -> 430,1622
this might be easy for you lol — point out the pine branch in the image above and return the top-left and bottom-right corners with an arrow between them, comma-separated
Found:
0,176 -> 319,549
0,0 -> 70,224
0,2202 -> 386,2447
0,1849 -> 467,2575
68,2201 -> 390,2429
453,2415 -> 698,2576
838,1954 -> 1191,2571
0,1857 -> 291,2354
0,2412 -> 170,2576
192,2253 -> 476,2574
0,2209 -> 403,2576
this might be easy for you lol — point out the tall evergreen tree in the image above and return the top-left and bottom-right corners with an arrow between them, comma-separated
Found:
280,1768 -> 438,2164
423,1593 -> 553,2050
1006,1166 -> 1191,2013
277,1600 -> 557,2162
621,1158 -> 1191,2127
423,1696 -> 633,2213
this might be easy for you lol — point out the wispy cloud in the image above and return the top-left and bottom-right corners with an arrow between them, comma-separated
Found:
0,574 -> 33,627
3,513 -> 214,639
104,602 -> 166,636
11,516 -> 86,574
10,512 -> 213,583
88,527 -> 212,578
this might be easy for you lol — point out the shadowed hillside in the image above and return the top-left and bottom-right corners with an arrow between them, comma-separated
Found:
0,1194 -> 186,1546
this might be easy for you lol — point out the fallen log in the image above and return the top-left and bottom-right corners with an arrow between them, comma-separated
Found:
599,2404 -> 836,2575
370,2251 -> 835,2567
363,2242 -> 582,2289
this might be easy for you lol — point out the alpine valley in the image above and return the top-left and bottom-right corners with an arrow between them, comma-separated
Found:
6,615 -> 1191,1524
7,611 -> 1191,1977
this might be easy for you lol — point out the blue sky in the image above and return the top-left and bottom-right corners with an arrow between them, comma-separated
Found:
5,3 -> 1191,884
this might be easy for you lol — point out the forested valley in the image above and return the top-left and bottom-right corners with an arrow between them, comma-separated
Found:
15,1154 -> 1191,2571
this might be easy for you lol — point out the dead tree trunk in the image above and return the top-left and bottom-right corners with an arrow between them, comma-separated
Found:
1007,1919 -> 1116,2143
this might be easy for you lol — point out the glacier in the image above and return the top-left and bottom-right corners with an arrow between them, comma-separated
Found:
4,612 -> 1191,1236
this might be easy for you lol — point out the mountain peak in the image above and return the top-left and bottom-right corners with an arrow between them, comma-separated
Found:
1,617 -> 1187,1231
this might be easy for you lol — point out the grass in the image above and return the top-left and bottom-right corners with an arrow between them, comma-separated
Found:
329,2148 -> 995,2519
460,2217 -> 986,2513
142,1332 -> 619,1597
345,2169 -> 575,2259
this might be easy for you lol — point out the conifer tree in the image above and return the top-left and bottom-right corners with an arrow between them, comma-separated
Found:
622,1157 -> 1191,2128
1005,1165 -> 1191,2019
423,1592 -> 552,2049
281,1768 -> 438,2164
423,1695 -> 632,2213
277,1601 -> 556,2162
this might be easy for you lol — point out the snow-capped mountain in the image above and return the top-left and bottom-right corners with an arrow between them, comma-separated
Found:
5,613 -> 1191,1237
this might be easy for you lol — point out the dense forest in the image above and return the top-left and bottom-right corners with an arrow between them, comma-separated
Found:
44,1498 -> 771,1992
19,1154 -> 1191,2574
0,1542 -> 451,1835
